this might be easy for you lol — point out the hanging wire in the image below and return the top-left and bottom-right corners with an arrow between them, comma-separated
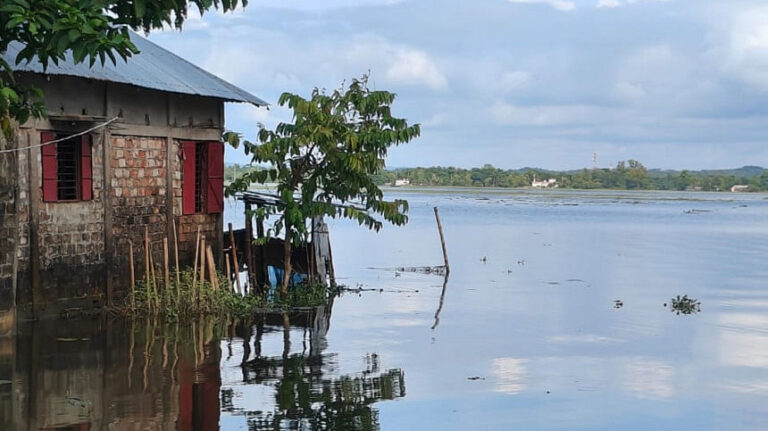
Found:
0,116 -> 120,154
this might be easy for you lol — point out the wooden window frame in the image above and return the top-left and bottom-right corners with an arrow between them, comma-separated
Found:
41,131 -> 93,203
183,140 -> 224,215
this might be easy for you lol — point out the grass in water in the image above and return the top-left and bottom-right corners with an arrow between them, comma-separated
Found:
121,267 -> 337,318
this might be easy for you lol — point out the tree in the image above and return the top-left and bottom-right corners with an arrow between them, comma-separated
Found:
0,0 -> 248,139
225,76 -> 420,297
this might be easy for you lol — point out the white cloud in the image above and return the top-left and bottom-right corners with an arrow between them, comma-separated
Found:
719,6 -> 768,91
507,0 -> 576,12
597,0 -> 622,8
385,49 -> 448,90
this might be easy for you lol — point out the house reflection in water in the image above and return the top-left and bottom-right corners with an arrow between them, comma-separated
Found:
1,302 -> 405,430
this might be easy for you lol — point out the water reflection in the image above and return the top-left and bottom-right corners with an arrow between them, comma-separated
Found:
226,309 -> 406,430
3,304 -> 405,430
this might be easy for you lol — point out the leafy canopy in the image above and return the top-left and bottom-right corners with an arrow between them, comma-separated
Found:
0,0 -> 248,139
225,75 -> 420,245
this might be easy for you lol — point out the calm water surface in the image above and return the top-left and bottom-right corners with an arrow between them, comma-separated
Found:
3,189 -> 768,430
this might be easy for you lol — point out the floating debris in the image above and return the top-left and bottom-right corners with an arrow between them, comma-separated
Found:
467,376 -> 485,381
683,209 -> 711,214
667,295 -> 701,315
368,265 -> 447,276
481,256 -> 487,263
613,300 -> 624,309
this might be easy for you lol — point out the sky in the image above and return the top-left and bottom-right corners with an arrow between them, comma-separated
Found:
148,0 -> 768,170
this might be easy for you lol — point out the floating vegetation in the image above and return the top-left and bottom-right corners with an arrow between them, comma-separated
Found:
369,265 -> 447,276
613,300 -> 624,309
666,295 -> 701,315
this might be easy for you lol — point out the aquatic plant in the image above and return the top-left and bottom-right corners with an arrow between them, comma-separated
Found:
120,267 -> 336,319
667,295 -> 701,315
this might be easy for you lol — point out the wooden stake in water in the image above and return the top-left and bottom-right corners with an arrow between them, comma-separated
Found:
193,226 -> 201,292
199,235 -> 206,309
129,240 -> 135,311
433,207 -> 450,275
149,244 -> 158,310
172,219 -> 180,290
163,237 -> 170,292
225,252 -> 233,291
144,227 -> 151,310
229,223 -> 242,295
206,245 -> 218,290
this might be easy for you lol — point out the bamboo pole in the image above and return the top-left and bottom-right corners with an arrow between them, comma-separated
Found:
206,245 -> 218,290
163,237 -> 170,292
144,227 -> 151,310
172,219 -> 180,290
192,226 -> 201,292
149,244 -> 158,310
228,223 -> 242,295
225,252 -> 233,291
199,235 -> 206,289
129,240 -> 135,311
433,207 -> 450,275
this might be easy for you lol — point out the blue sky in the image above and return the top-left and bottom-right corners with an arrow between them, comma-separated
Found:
149,0 -> 768,170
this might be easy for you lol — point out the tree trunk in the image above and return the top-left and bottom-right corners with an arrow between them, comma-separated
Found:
281,233 -> 292,299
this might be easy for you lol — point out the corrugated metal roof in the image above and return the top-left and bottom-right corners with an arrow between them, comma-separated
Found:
3,31 -> 267,106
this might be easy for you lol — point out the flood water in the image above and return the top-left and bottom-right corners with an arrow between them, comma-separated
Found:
3,189 -> 768,430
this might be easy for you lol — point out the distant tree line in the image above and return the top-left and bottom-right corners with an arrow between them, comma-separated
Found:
371,161 -> 768,192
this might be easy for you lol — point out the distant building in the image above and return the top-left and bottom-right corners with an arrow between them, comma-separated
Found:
531,175 -> 557,188
731,185 -> 750,192
394,178 -> 410,186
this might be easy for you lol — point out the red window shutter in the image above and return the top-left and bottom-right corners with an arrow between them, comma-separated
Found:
80,134 -> 93,201
182,141 -> 197,214
206,141 -> 224,214
41,132 -> 58,202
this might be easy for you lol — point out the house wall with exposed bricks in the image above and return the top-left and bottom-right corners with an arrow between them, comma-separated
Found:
0,74 -> 225,317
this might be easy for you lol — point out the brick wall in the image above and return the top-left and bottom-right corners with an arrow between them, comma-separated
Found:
0,133 -> 31,315
109,137 -> 218,294
36,133 -> 105,307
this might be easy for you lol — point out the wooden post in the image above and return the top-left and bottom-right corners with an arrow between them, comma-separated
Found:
244,204 -> 255,290
206,245 -> 218,290
129,240 -> 135,311
199,235 -> 206,289
163,237 -> 170,291
225,252 -> 233,291
192,226 -> 201,291
434,207 -> 450,275
228,223 -> 242,295
144,226 -> 151,310
172,219 -> 180,288
149,243 -> 158,310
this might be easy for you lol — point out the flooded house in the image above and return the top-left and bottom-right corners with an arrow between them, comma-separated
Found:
0,32 -> 266,319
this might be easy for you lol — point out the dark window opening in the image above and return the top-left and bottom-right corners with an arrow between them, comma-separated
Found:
194,142 -> 207,213
57,137 -> 80,201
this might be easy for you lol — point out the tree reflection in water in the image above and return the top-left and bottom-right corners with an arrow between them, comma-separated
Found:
224,308 -> 406,431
